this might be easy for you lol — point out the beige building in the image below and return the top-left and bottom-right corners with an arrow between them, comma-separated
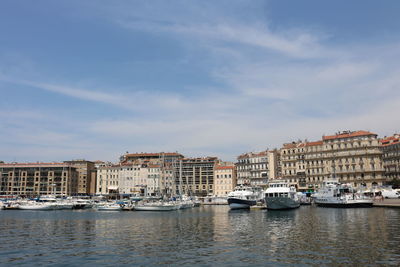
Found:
380,134 -> 400,181
214,165 -> 236,197
236,150 -> 278,187
64,160 -> 96,195
0,162 -> 78,196
95,161 -> 175,197
120,152 -> 184,164
281,130 -> 385,190
173,157 -> 219,197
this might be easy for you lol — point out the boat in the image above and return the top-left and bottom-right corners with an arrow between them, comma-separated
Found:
227,185 -> 263,209
95,203 -> 123,211
264,181 -> 300,210
18,201 -> 55,210
71,198 -> 94,209
134,201 -> 180,211
314,179 -> 373,208
36,195 -> 73,210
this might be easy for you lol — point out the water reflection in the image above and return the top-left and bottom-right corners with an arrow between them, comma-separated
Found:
0,207 -> 400,266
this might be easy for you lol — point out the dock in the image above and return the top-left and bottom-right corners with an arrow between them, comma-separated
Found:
250,205 -> 267,210
373,199 -> 400,208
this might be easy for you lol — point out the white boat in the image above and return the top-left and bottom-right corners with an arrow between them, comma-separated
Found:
71,198 -> 94,209
227,185 -> 263,209
18,202 -> 54,210
37,195 -> 74,210
134,201 -> 180,211
177,195 -> 195,209
95,203 -> 123,211
264,181 -> 300,210
314,179 -> 373,208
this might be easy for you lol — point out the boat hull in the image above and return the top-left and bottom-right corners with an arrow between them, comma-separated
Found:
265,197 -> 300,210
18,204 -> 54,210
134,205 -> 179,211
315,199 -> 373,208
227,198 -> 256,209
96,206 -> 122,211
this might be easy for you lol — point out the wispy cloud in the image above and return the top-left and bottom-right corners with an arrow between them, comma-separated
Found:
1,1 -> 400,162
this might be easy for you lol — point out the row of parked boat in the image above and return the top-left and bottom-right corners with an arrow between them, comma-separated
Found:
0,195 -> 200,211
227,179 -> 381,210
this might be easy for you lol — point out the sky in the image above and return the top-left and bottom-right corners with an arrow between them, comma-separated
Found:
1,0 -> 400,163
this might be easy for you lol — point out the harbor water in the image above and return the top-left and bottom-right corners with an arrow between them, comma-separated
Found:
1,206 -> 400,266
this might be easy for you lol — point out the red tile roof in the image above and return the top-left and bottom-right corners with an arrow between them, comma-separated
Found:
323,130 -> 376,141
306,140 -> 323,146
283,143 -> 306,149
380,135 -> 400,147
237,151 -> 268,159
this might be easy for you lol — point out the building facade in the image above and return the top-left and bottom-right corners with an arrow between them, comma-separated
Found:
281,130 -> 385,190
64,160 -> 96,195
120,152 -> 184,164
380,134 -> 400,181
236,150 -> 278,187
173,157 -> 219,197
0,162 -> 78,196
214,164 -> 236,197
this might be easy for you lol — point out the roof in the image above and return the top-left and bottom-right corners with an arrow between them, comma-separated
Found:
124,152 -> 183,157
380,134 -> 400,146
323,130 -> 376,141
0,162 -> 71,168
282,143 -> 306,149
305,140 -> 323,147
237,151 -> 268,159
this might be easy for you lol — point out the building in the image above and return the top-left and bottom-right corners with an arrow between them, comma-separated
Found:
96,164 -> 120,196
236,150 -> 278,187
120,152 -> 184,164
281,130 -> 385,190
64,160 -> 96,195
95,161 -> 175,197
214,164 -> 236,197
380,134 -> 400,181
0,162 -> 78,196
173,157 -> 219,197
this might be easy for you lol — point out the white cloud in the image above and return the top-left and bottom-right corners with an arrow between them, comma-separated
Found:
1,1 -> 400,162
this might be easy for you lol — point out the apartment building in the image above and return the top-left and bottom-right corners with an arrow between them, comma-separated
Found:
64,160 -> 96,195
173,157 -> 219,197
380,134 -> 400,181
0,162 -> 78,196
281,130 -> 384,190
96,163 -> 149,196
214,164 -> 236,197
236,150 -> 278,187
120,152 -> 184,164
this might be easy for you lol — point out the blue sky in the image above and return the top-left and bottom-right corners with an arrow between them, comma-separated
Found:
1,0 -> 400,162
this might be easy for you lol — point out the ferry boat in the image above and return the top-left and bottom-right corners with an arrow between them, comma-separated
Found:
314,179 -> 373,208
264,181 -> 300,210
227,185 -> 263,209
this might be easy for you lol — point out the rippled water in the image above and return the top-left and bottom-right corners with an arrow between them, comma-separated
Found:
1,206 -> 400,266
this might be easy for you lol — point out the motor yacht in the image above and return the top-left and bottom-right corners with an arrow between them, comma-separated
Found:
227,185 -> 263,209
264,181 -> 300,210
314,179 -> 373,208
